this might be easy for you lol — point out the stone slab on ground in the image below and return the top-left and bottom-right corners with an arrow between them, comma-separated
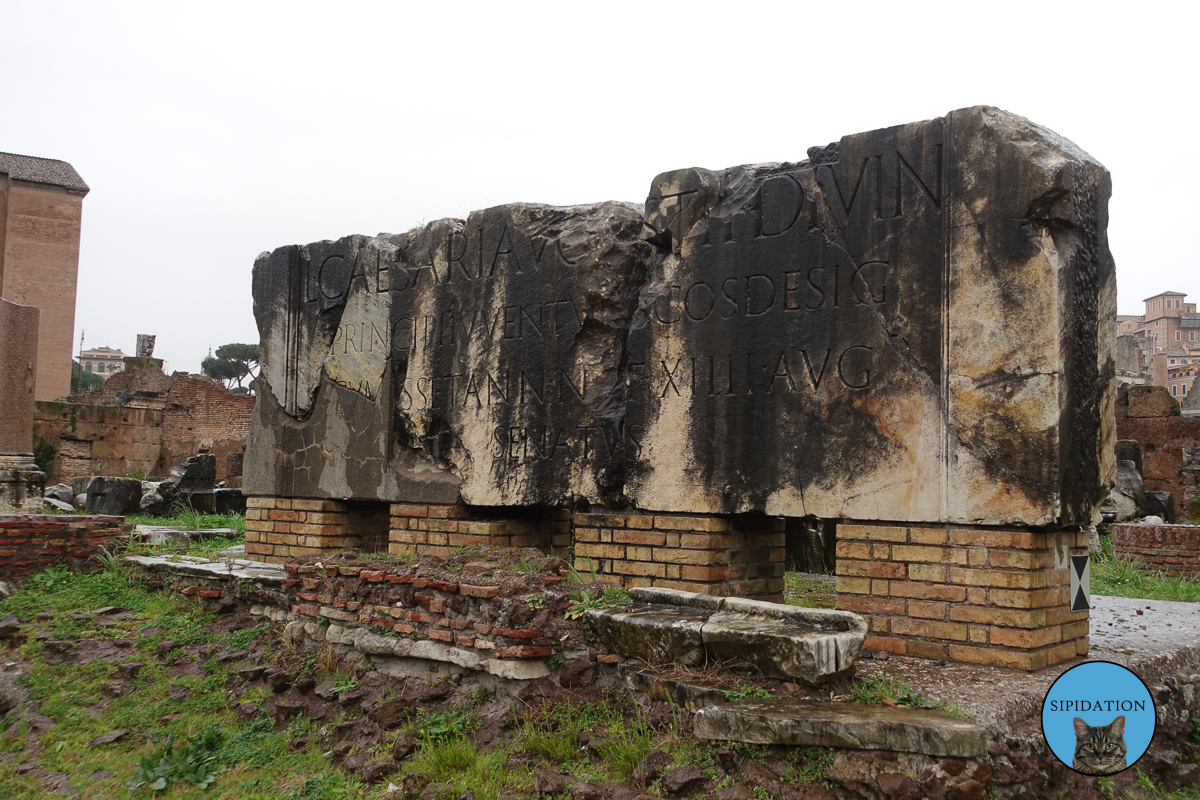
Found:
588,587 -> 865,685
122,554 -> 285,585
694,698 -> 987,757
134,525 -> 240,547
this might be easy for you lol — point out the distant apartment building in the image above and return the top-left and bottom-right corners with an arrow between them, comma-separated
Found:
78,346 -> 126,378
1115,290 -> 1200,388
0,152 -> 89,401
1120,290 -> 1200,345
1151,347 -> 1199,400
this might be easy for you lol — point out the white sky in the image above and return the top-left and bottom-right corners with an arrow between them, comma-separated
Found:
3,1 -> 1194,374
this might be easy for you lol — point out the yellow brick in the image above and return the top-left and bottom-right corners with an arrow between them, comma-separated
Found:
626,546 -> 654,562
839,525 -> 906,542
291,499 -> 325,511
685,533 -> 752,550
907,640 -> 947,660
891,545 -> 966,564
613,530 -> 667,546
907,600 -> 948,620
908,564 -> 947,582
948,567 -> 1045,590
427,504 -> 469,519
391,503 -> 428,517
664,564 -> 681,579
871,580 -> 890,596
576,512 -> 626,527
836,542 -> 872,559
988,588 -> 1058,609
836,577 -> 871,595
907,527 -> 948,545
949,529 -> 1046,550
968,624 -> 988,643
653,515 -> 729,532
968,548 -> 988,566
652,548 -> 729,565
990,625 -> 1062,649
989,550 -> 1057,570
611,560 -> 666,578
577,543 -> 626,560
838,559 -> 871,577
948,605 -> 1046,628
945,642 -> 1041,671
575,527 -> 600,542
890,618 -> 967,641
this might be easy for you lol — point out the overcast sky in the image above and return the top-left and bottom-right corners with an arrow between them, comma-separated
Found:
4,1 -> 1194,374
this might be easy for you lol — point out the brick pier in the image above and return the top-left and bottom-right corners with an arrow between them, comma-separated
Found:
835,523 -> 1089,670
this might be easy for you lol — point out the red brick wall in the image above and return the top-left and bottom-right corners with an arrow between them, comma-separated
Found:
162,373 -> 255,443
0,514 -> 128,578
33,370 -> 255,483
1112,523 -> 1200,576
1115,414 -> 1200,522
132,554 -> 573,663
34,402 -> 164,482
0,183 -> 85,401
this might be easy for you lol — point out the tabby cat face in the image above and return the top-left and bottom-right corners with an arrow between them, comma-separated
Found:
1071,715 -> 1127,775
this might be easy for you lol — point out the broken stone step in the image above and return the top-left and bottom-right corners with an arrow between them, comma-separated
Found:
588,587 -> 866,685
694,698 -> 986,757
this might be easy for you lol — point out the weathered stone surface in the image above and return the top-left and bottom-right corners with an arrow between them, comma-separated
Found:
702,606 -> 864,683
590,592 -> 865,685
0,298 -> 39,457
1115,439 -> 1143,475
0,300 -> 45,514
693,699 -> 986,757
245,108 -> 1113,527
84,476 -> 143,515
140,454 -> 217,514
1101,460 -> 1147,522
586,606 -> 709,666
628,108 -> 1114,525
247,202 -> 651,506
44,483 -> 73,504
1146,491 -> 1176,524
1121,385 -> 1180,418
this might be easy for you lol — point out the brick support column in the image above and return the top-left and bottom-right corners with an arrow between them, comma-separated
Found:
835,523 -> 1089,670
574,511 -> 785,599
244,497 -> 388,563
388,504 -> 570,558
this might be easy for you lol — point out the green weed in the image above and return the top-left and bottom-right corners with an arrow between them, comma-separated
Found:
725,680 -> 772,701
783,573 -> 836,609
1092,536 -> 1200,603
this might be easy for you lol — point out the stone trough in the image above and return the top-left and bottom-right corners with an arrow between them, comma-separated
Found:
586,587 -> 866,685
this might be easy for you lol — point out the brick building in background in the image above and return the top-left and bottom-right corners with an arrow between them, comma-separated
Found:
33,354 -> 255,485
0,152 -> 88,401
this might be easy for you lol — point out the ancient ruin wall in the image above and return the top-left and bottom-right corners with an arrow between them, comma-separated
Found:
33,366 -> 255,484
246,107 -> 1115,529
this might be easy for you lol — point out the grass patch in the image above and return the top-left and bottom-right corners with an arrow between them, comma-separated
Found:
844,674 -> 967,720
1092,535 -> 1200,603
0,562 -> 360,799
125,511 -> 246,536
783,573 -> 836,609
